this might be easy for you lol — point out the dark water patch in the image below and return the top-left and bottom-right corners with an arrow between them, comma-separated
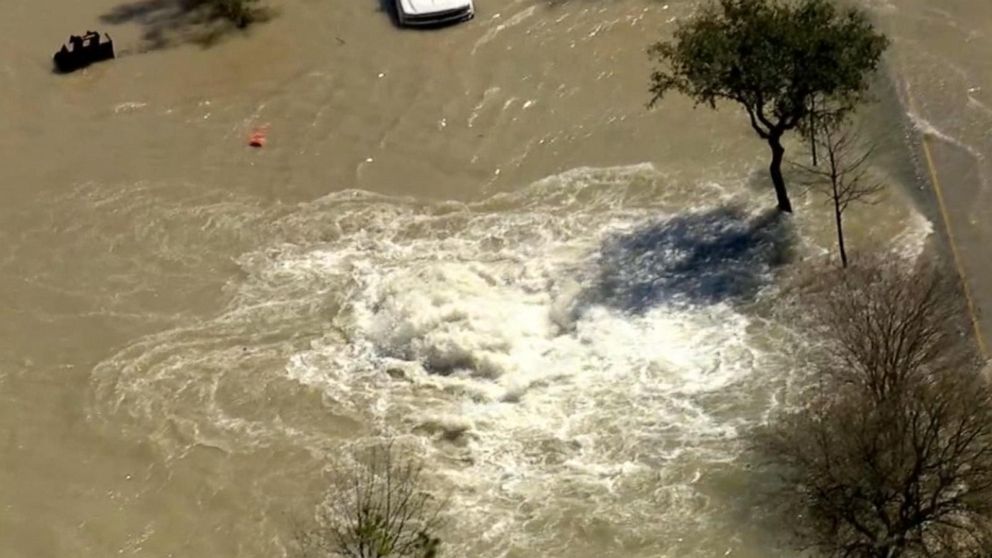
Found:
582,206 -> 795,312
100,0 -> 273,51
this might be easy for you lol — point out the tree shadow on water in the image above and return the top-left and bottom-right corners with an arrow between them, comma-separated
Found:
582,206 -> 795,313
100,0 -> 273,51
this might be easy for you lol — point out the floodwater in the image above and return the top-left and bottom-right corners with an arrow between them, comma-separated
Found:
0,0 -> 984,556
878,0 -> 992,354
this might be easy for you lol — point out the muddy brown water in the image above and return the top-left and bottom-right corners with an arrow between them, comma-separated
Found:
0,0 -> 987,556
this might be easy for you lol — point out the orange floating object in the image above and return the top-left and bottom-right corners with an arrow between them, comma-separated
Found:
248,126 -> 268,148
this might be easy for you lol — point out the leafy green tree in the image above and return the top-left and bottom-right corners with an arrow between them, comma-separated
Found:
648,0 -> 888,212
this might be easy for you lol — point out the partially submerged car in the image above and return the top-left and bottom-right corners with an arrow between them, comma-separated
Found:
394,0 -> 475,27
53,31 -> 114,73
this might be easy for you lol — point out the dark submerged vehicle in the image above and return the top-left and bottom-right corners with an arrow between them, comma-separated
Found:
53,31 -> 114,73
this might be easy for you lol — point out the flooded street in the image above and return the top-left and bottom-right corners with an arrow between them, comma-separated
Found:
0,0 -> 986,556
878,0 -> 992,354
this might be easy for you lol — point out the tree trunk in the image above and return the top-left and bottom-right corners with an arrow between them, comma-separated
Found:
810,126 -> 818,167
809,97 -> 818,167
834,202 -> 848,268
768,137 -> 792,213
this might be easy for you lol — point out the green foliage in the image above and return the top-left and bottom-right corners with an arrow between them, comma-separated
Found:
649,0 -> 887,133
648,0 -> 888,212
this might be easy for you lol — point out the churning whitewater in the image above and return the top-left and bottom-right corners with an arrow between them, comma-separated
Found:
90,164 -> 931,557
2,0 -> 987,554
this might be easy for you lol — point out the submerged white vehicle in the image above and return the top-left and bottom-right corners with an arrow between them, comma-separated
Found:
395,0 -> 475,26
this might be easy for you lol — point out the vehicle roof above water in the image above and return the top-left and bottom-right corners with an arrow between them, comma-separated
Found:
397,0 -> 472,15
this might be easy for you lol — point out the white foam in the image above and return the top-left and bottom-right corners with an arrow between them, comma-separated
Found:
113,101 -> 148,114
244,166 -> 775,553
89,163 -> 933,556
890,208 -> 935,261
907,110 -> 986,162
472,5 -> 537,55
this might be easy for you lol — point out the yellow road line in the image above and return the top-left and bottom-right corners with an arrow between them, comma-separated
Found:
907,89 -> 989,357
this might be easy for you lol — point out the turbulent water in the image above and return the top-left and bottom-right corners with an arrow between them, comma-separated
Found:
0,0 -> 987,556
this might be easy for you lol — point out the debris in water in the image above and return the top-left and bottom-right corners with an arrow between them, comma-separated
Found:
248,126 -> 268,148
53,30 -> 114,74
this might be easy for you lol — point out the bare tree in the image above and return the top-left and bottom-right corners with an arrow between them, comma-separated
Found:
761,262 -> 992,557
298,443 -> 445,558
812,261 -> 971,401
795,123 -> 884,268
